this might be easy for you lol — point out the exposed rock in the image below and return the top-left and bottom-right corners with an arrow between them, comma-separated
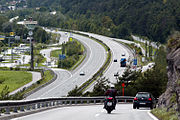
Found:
157,32 -> 180,118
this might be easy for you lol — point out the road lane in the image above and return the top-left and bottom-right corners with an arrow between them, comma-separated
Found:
78,32 -> 134,92
26,33 -> 106,99
12,104 -> 155,120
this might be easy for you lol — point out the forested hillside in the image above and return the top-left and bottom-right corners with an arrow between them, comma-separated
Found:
24,0 -> 180,43
2,0 -> 179,43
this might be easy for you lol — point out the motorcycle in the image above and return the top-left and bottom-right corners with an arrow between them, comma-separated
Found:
104,97 -> 115,114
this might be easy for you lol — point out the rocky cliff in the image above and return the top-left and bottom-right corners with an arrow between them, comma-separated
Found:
157,31 -> 180,118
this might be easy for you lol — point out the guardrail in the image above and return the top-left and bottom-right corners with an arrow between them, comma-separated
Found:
0,96 -> 134,119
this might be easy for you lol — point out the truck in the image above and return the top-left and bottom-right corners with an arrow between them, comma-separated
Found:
120,58 -> 126,67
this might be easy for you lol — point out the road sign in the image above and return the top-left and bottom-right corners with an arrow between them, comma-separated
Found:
142,57 -> 145,62
122,83 -> 125,87
0,36 -> 5,40
133,59 -> 137,65
59,54 -> 66,60
15,36 -> 20,40
69,37 -> 73,41
10,32 -> 14,36
122,83 -> 125,96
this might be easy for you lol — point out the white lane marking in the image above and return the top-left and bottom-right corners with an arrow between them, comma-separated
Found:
39,70 -> 72,97
101,109 -> 105,112
39,34 -> 100,98
95,114 -> 100,117
148,111 -> 159,120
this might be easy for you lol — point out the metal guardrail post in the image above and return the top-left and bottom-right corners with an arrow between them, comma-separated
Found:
59,101 -> 62,105
32,104 -> 36,110
20,106 -> 25,112
37,103 -> 41,109
13,107 -> 18,113
0,96 -> 134,117
26,105 -> 30,111
42,103 -> 45,107
5,107 -> 10,114
45,102 -> 49,107
69,101 -> 72,105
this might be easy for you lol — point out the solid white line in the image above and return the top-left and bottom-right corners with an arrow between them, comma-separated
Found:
148,111 -> 159,120
38,70 -> 72,97
95,114 -> 100,117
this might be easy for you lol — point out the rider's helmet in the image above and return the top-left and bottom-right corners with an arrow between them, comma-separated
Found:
110,84 -> 115,89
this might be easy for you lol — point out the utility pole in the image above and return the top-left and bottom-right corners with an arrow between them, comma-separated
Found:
29,31 -> 34,70
24,17 -> 37,70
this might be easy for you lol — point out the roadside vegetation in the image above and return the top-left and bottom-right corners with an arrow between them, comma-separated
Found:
68,35 -> 112,96
152,108 -> 178,120
0,70 -> 32,100
51,38 -> 85,69
68,45 -> 167,99
0,69 -> 54,100
2,0 -> 179,44
0,71 -> 32,93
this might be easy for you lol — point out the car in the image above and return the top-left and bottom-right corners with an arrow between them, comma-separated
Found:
79,71 -> 85,76
120,58 -> 126,67
121,53 -> 125,56
114,72 -> 119,77
114,59 -> 117,62
133,92 -> 156,109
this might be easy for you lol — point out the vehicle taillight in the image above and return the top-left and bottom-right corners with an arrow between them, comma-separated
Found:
148,98 -> 152,101
108,97 -> 113,100
134,97 -> 138,101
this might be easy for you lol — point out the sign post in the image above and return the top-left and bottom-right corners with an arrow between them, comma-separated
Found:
133,58 -> 137,66
122,83 -> 125,96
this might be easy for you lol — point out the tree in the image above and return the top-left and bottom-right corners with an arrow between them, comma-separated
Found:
89,77 -> 110,96
0,85 -> 10,100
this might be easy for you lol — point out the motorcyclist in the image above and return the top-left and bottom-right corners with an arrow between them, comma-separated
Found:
104,84 -> 117,109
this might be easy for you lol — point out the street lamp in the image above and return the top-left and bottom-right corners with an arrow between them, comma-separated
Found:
28,30 -> 34,70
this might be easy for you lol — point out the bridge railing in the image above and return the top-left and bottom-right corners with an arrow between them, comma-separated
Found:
0,96 -> 134,118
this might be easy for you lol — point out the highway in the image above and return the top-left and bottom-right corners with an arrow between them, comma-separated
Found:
11,104 -> 156,120
26,30 -> 136,98
77,32 -> 134,92
26,33 -> 107,99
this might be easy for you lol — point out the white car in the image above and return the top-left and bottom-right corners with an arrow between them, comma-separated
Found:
80,71 -> 85,76
121,53 -> 125,56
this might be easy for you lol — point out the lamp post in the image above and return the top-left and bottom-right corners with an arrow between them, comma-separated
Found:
28,30 -> 34,70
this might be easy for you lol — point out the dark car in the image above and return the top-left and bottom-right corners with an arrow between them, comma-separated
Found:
120,58 -> 126,67
133,92 -> 156,109
114,59 -> 117,62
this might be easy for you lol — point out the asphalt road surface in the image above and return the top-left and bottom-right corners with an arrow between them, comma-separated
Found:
26,33 -> 106,99
77,32 -> 134,92
11,104 -> 157,120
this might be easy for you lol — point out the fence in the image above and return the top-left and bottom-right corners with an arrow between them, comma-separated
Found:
0,96 -> 134,119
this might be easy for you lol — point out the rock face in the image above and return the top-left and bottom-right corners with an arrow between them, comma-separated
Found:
157,33 -> 180,118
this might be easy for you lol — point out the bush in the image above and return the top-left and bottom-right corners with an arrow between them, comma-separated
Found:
152,108 -> 178,120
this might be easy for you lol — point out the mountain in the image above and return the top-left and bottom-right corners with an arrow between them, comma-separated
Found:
24,0 -> 180,43
157,31 -> 180,119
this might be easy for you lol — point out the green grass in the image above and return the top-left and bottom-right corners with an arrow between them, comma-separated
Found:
0,71 -> 32,92
151,108 -> 179,120
51,49 -> 62,58
50,38 -> 85,69
22,70 -> 53,94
